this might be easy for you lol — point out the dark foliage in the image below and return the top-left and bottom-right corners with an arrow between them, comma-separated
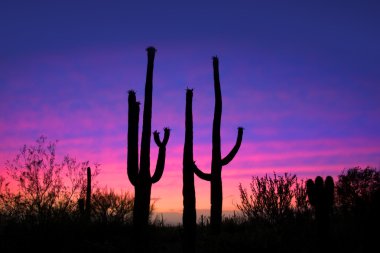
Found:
1,167 -> 379,252
91,187 -> 134,225
1,136 -> 99,225
336,166 -> 380,215
237,172 -> 308,224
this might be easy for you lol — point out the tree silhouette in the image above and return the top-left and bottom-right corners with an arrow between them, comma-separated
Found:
193,56 -> 243,233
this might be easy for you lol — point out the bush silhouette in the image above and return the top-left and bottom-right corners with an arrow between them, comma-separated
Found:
91,187 -> 134,224
237,172 -> 306,224
336,166 -> 380,216
3,136 -> 99,225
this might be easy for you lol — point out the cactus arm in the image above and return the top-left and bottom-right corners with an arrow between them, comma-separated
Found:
127,90 -> 140,186
193,162 -> 212,181
151,128 -> 170,183
153,128 -> 170,146
221,127 -> 244,166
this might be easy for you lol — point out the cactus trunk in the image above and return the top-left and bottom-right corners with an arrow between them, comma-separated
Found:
133,180 -> 152,228
183,89 -> 196,252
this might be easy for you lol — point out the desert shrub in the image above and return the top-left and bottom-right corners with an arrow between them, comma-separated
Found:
336,166 -> 380,216
237,172 -> 308,224
91,187 -> 134,224
1,136 -> 99,224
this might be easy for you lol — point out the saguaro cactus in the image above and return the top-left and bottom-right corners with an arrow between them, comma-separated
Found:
127,47 -> 170,230
183,89 -> 197,252
78,167 -> 92,222
85,167 -> 91,220
306,176 -> 335,236
193,57 -> 244,233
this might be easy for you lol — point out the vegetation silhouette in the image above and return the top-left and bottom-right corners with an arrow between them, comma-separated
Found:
335,166 -> 380,248
182,88 -> 197,252
127,46 -> 171,250
78,167 -> 92,223
306,176 -> 334,241
237,172 -> 307,224
2,136 -> 99,225
192,56 -> 244,234
1,150 -> 380,252
336,166 -> 380,215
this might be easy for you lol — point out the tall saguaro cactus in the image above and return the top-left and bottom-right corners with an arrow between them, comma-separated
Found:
193,57 -> 244,233
183,89 -> 197,252
127,47 -> 170,230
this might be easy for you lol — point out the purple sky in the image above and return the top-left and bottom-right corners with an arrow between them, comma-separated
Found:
1,0 -> 380,215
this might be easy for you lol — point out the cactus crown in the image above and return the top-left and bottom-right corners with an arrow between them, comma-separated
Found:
306,176 -> 335,208
146,46 -> 157,53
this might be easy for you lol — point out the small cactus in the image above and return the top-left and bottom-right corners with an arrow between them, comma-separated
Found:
78,167 -> 92,223
85,167 -> 91,221
306,176 -> 334,237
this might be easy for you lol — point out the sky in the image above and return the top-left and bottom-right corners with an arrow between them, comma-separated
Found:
1,0 -> 380,222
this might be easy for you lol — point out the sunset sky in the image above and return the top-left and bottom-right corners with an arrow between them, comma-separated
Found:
1,1 -> 380,220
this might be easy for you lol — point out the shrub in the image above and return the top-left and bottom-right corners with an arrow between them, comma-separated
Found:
237,172 -> 307,224
91,187 -> 134,224
336,166 -> 380,215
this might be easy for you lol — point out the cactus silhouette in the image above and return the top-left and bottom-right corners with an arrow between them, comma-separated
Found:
127,47 -> 170,231
78,167 -> 92,222
182,89 -> 197,252
193,56 -> 244,233
85,167 -> 91,221
306,176 -> 334,237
